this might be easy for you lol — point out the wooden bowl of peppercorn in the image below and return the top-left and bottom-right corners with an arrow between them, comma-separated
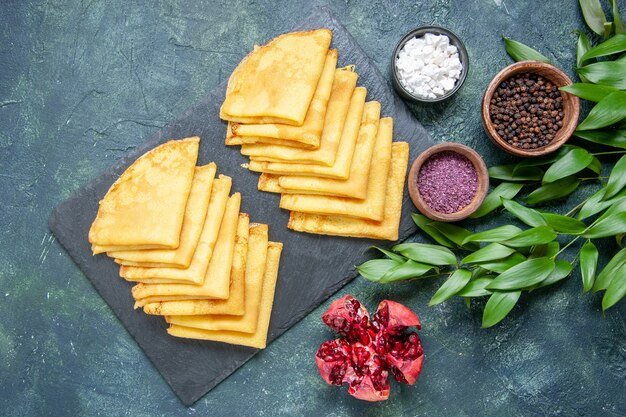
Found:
481,61 -> 580,157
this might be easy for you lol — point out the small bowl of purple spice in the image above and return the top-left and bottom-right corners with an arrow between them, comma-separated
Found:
408,143 -> 489,222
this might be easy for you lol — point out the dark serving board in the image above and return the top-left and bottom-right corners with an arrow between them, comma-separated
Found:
48,6 -> 434,406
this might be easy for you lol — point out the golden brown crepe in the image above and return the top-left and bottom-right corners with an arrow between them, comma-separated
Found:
141,214 -> 251,316
246,86 -> 367,179
220,29 -> 332,126
89,137 -> 200,253
279,117 -> 392,220
118,176 -> 232,284
227,49 -> 338,148
240,69 -> 358,166
167,241 -> 283,349
131,193 -> 241,304
159,224 -> 268,327
108,164 -> 216,268
225,126 -> 314,149
287,142 -> 409,240
278,102 -> 381,197
257,173 -> 286,193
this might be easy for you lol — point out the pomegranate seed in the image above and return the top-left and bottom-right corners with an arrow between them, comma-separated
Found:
316,296 -> 423,401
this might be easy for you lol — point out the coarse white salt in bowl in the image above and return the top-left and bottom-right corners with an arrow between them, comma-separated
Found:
396,33 -> 463,100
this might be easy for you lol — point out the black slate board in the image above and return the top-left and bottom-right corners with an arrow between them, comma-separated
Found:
48,7 -> 434,406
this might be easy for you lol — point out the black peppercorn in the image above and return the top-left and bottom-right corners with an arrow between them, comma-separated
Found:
489,72 -> 564,148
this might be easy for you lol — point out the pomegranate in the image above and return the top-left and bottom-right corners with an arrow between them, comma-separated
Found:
315,295 -> 424,401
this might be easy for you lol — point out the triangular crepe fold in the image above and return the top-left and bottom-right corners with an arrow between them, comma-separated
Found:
220,29 -> 332,126
89,137 -> 199,251
118,175 -> 232,284
287,142 -> 409,240
108,164 -> 216,268
228,49 -> 338,148
167,241 -> 283,349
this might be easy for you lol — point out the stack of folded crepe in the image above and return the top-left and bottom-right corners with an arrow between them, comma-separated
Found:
222,29 -> 410,241
88,137 -> 283,349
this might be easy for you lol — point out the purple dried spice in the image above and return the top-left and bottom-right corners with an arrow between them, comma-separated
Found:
417,151 -> 478,214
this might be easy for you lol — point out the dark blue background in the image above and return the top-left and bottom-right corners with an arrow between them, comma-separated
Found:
1,1 -> 624,416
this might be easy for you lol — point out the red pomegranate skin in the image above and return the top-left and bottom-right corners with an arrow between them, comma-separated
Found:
315,295 -> 424,401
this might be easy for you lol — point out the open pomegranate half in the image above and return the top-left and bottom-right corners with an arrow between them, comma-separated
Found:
315,295 -> 424,401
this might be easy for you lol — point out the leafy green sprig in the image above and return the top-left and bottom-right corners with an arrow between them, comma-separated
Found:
357,1 -> 626,328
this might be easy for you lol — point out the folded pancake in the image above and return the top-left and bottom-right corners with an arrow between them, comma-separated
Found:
279,117 -> 392,220
287,142 -> 409,240
157,223 -> 267,323
132,193 -> 241,304
247,86 -> 366,180
220,29 -> 332,126
108,164 -> 216,268
228,49 -> 338,149
89,137 -> 199,253
278,103 -> 381,198
118,176 -> 231,284
257,173 -> 285,193
240,69 -> 358,166
225,125 -> 314,149
141,214 -> 251,315
167,241 -> 283,349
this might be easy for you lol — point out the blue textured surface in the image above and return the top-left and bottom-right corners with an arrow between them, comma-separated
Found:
1,1 -> 625,416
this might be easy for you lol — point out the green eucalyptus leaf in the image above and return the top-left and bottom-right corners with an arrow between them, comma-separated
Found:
486,257 -> 556,290
579,0 -> 608,36
392,243 -> 458,266
577,91 -> 626,131
587,156 -> 602,175
411,213 -> 456,248
593,247 -> 626,291
380,260 -> 435,283
462,243 -> 517,264
583,212 -> 626,238
612,0 -> 626,34
543,148 -> 594,183
576,32 -> 593,81
617,233 -> 625,247
429,269 -> 473,306
578,61 -> 626,88
597,195 -> 626,221
524,176 -> 581,205
604,154 -> 626,199
581,33 -> 626,61
369,246 -> 406,263
502,198 -> 548,227
540,213 -> 587,234
429,222 -> 480,251
479,252 -> 528,273
560,83 -> 618,102
457,277 -> 494,297
503,36 -> 551,63
357,259 -> 401,282
534,260 -> 573,289
574,129 -> 626,148
578,187 -> 610,219
482,290 -> 521,328
580,240 -> 599,293
529,241 -> 561,259
604,21 -> 614,38
488,164 -> 544,182
462,225 -> 523,245
577,32 -> 593,69
602,265 -> 626,310
470,183 -> 524,218
500,226 -> 558,248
